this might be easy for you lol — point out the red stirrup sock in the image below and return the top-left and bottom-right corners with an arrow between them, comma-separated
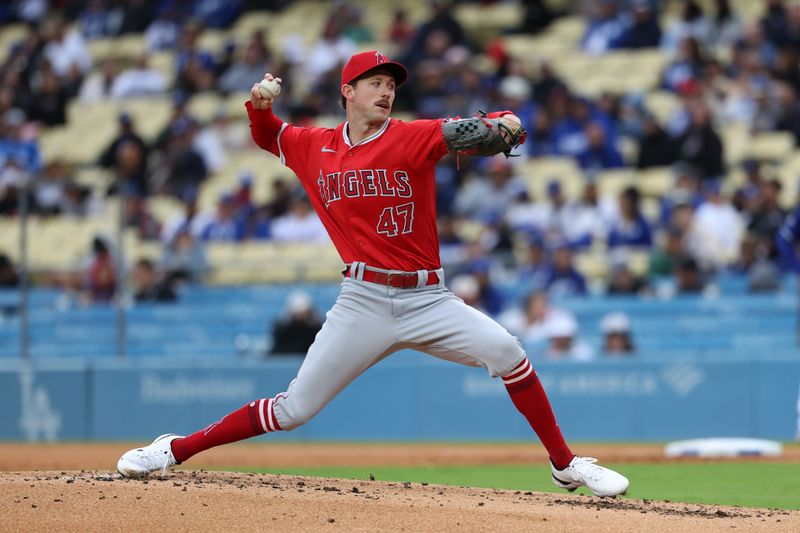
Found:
171,398 -> 282,463
503,358 -> 574,470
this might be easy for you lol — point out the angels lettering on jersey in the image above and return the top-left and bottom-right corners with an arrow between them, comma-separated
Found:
316,168 -> 412,207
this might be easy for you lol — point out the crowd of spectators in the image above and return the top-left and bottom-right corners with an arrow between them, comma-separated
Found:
0,0 -> 800,348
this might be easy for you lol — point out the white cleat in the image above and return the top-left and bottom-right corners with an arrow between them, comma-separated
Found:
117,434 -> 183,478
551,456 -> 629,497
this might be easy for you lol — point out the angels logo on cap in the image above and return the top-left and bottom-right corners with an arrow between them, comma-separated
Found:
341,50 -> 409,87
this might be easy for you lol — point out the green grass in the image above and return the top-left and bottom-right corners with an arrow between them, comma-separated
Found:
235,463 -> 800,510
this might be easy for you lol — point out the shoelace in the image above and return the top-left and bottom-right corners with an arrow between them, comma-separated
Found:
571,457 -> 605,482
136,444 -> 174,476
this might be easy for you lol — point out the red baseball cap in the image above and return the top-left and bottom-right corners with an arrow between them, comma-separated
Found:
340,50 -> 408,87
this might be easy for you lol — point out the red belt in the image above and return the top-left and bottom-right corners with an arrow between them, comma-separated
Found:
346,269 -> 440,288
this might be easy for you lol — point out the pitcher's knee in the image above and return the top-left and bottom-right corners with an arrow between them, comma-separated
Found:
273,396 -> 321,431
485,331 -> 526,377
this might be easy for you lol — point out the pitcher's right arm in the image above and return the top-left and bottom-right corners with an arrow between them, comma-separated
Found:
246,73 -> 285,156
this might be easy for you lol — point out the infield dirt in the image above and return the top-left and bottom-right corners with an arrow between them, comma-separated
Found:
1,443 -> 799,532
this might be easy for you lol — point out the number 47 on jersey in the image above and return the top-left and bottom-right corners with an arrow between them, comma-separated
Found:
377,202 -> 415,237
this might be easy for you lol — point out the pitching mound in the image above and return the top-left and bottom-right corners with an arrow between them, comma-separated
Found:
1,471 -> 798,532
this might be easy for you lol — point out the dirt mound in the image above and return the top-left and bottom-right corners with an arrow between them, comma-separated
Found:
1,442 -> 798,471
1,471 -> 797,533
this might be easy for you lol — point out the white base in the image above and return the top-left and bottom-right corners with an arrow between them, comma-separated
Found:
665,437 -> 783,458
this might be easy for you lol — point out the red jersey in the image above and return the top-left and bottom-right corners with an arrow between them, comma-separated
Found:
248,102 -> 448,271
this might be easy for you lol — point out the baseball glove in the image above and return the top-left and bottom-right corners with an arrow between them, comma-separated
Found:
442,110 -> 528,158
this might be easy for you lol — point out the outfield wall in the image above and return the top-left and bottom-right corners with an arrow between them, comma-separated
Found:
1,353 -> 798,442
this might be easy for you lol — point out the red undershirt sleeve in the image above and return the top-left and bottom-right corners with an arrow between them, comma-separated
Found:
246,100 -> 284,157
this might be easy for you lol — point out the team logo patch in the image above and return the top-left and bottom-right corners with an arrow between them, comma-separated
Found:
375,52 -> 387,64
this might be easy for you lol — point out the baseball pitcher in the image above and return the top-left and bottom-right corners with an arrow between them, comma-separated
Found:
118,51 -> 628,497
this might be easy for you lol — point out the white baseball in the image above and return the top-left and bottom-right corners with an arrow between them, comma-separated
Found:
258,78 -> 281,99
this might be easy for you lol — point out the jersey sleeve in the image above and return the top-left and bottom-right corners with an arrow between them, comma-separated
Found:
246,101 -> 313,172
402,119 -> 449,169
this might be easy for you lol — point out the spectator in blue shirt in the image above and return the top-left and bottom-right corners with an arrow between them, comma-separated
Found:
576,122 -> 624,170
608,186 -> 653,248
776,206 -> 800,272
0,109 -> 41,175
581,0 -> 629,55
544,244 -> 588,297
617,0 -> 662,49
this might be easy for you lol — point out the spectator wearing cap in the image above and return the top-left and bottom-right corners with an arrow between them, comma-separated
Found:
99,113 -> 149,189
159,116 -> 208,198
601,312 -> 635,356
608,186 -> 653,249
552,96 -> 597,158
0,108 -> 41,175
517,233 -> 550,289
675,99 -> 724,181
271,191 -> 329,243
108,139 -> 149,197
658,164 -> 703,228
543,244 -> 587,297
617,0 -> 662,49
738,158 -> 764,206
636,114 -> 677,168
526,107 -> 558,157
580,0 -> 628,56
110,53 -> 167,99
197,193 -> 244,242
674,255 -> 706,293
687,180 -> 744,269
748,180 -> 786,258
175,21 -> 218,94
576,121 -> 624,170
271,290 -> 323,355
463,256 -> 504,316
542,311 -> 595,361
132,258 -> 177,303
145,4 -> 180,51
